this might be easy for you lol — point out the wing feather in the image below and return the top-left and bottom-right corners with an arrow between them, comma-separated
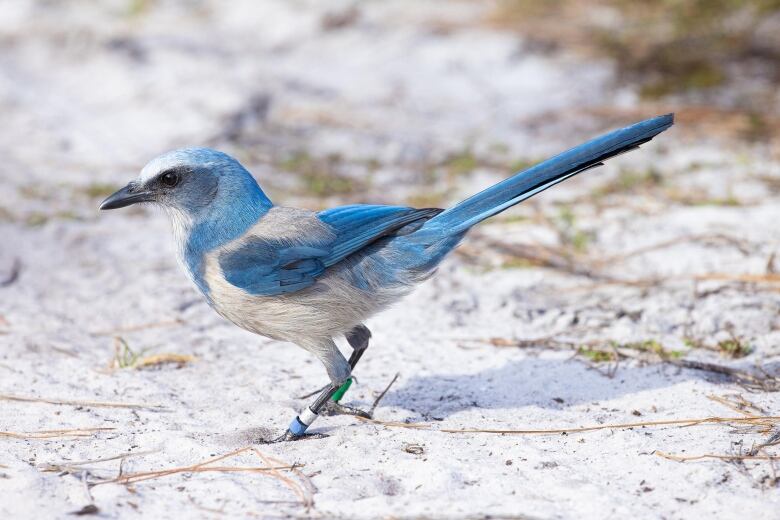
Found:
218,204 -> 439,296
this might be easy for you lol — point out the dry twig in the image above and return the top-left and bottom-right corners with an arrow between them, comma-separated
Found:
369,373 -> 400,416
83,447 -> 314,508
251,448 -> 314,509
695,273 -> 780,284
357,414 -> 780,436
670,360 -> 780,392
0,394 -> 168,411
0,258 -> 21,288
0,427 -> 114,440
656,452 -> 780,462
40,450 -> 160,474
92,447 -> 295,487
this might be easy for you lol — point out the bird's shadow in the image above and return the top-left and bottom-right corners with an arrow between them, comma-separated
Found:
378,356 -> 743,419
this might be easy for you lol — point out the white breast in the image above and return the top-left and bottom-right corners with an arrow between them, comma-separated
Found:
199,206 -> 413,350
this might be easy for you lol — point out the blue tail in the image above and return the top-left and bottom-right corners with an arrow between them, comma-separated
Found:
422,114 -> 674,236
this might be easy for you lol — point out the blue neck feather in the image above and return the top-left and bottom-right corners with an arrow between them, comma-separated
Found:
184,171 -> 272,297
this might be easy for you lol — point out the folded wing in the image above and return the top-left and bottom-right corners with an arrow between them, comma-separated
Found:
218,205 -> 440,296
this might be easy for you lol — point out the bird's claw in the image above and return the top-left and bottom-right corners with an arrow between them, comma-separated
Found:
319,400 -> 372,418
262,429 -> 329,443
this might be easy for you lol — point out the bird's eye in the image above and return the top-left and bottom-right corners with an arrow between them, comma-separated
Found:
160,171 -> 179,187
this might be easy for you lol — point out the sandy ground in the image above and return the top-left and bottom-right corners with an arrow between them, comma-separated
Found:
1,2 -> 779,519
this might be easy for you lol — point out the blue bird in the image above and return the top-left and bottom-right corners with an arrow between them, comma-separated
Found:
100,114 -> 674,441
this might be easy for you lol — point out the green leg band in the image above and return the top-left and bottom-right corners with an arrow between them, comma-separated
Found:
331,377 -> 353,403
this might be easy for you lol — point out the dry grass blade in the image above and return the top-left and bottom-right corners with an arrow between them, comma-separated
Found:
656,451 -> 780,462
106,464 -> 297,485
40,449 -> 160,473
92,446 -> 302,499
463,335 -> 780,391
0,427 -> 114,440
695,273 -> 780,284
593,234 -> 752,265
369,373 -> 400,416
706,394 -> 780,455
133,353 -> 196,369
707,394 -> 761,417
671,360 -> 780,392
355,419 -> 429,430
0,393 -> 168,411
252,448 -> 314,508
106,337 -> 195,371
357,415 -> 780,436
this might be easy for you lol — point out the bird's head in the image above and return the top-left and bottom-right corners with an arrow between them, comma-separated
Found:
100,148 -> 272,223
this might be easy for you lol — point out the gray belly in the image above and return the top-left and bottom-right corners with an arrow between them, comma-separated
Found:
202,255 -> 409,348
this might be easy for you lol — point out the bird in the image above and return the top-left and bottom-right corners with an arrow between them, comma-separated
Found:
100,114 -> 674,441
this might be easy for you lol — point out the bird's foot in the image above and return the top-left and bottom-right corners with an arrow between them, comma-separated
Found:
263,430 -> 329,443
318,377 -> 371,417
265,376 -> 369,443
319,400 -> 372,418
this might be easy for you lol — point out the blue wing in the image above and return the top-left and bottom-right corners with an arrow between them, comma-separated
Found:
219,241 -> 330,295
218,205 -> 440,296
317,205 -> 441,267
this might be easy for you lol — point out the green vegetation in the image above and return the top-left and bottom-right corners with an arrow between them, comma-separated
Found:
81,182 -> 120,199
579,339 -> 685,363
405,191 -> 451,208
578,346 -> 616,363
554,205 -> 592,253
593,167 -> 663,198
684,335 -> 753,358
279,151 -> 366,197
300,171 -> 357,197
24,211 -> 81,227
620,339 -> 685,359
499,257 -> 535,269
25,213 -> 48,227
0,207 -> 14,222
278,150 -> 314,173
443,150 -> 478,177
492,0 -> 780,101
113,337 -> 143,369
508,158 -> 539,173
684,195 -> 741,207
716,338 -> 753,358
18,184 -> 50,200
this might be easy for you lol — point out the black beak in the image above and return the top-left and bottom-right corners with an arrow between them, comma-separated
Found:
99,183 -> 154,210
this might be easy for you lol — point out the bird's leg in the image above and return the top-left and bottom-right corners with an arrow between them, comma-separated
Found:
275,382 -> 341,442
345,324 -> 372,368
275,339 -> 352,442
275,329 -> 373,442
320,325 -> 372,417
297,325 -> 372,401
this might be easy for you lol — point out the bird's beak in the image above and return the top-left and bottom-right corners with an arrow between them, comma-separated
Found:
99,183 -> 154,210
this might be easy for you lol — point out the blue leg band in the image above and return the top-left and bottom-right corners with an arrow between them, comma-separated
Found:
288,416 -> 308,436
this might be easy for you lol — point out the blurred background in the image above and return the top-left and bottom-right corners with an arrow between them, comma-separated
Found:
3,0 -> 780,366
2,0 -> 779,216
2,0 -> 780,373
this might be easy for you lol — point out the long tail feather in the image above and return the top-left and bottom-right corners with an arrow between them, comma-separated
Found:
424,114 -> 674,235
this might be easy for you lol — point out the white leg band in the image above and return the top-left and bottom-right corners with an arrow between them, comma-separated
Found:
299,407 -> 318,426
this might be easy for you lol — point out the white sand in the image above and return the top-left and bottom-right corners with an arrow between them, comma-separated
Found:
1,2 -> 778,518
